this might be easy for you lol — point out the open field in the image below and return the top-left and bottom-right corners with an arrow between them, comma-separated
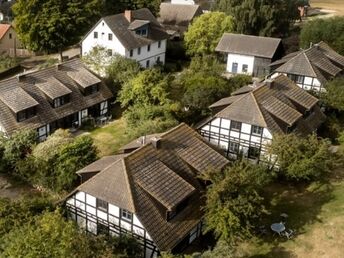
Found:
311,0 -> 344,15
236,169 -> 344,258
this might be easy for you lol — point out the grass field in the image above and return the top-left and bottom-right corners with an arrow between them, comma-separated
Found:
311,0 -> 344,15
89,118 -> 134,157
235,169 -> 344,258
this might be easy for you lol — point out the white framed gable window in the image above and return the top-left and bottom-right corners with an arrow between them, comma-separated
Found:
230,120 -> 241,131
251,125 -> 263,136
94,32 -> 98,39
96,199 -> 108,212
121,209 -> 132,222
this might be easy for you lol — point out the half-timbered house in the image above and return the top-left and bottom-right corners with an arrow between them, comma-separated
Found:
65,123 -> 229,257
0,58 -> 112,140
198,75 -> 326,163
270,42 -> 344,91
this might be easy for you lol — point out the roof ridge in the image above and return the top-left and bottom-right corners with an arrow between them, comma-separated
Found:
121,158 -> 136,213
249,90 -> 268,127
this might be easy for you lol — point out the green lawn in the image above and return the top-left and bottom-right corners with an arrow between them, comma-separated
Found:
235,170 -> 344,258
88,118 -> 134,157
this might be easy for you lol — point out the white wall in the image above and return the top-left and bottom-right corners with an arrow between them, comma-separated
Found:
227,53 -> 255,75
171,0 -> 195,4
200,117 -> 273,161
82,20 -> 126,56
271,72 -> 323,91
82,19 -> 167,68
125,39 -> 167,68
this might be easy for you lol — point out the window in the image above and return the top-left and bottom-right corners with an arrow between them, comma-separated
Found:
17,107 -> 37,122
93,31 -> 98,39
102,22 -> 104,26
107,49 -> 112,56
230,120 -> 241,131
158,41 -> 161,48
248,146 -> 260,159
229,142 -> 239,153
288,74 -> 304,84
53,95 -> 70,108
141,29 -> 147,35
108,33 -> 113,41
96,199 -> 108,212
130,49 -> 133,57
146,60 -> 150,68
137,47 -> 141,55
84,84 -> 99,96
135,30 -> 141,35
121,209 -> 132,221
147,44 -> 151,52
231,62 -> 238,73
157,56 -> 160,63
9,33 -> 12,39
242,64 -> 248,73
251,125 -> 263,136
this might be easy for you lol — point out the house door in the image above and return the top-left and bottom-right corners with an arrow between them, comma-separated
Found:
231,62 -> 238,73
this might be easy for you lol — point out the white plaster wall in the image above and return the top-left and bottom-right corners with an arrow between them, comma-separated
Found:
241,123 -> 251,134
109,204 -> 120,217
82,20 -> 126,56
227,53 -> 255,75
86,193 -> 96,206
125,39 -> 167,67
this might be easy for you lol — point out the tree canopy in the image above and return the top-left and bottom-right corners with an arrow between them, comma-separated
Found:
300,17 -> 344,55
102,0 -> 161,16
201,161 -> 272,245
13,0 -> 102,56
118,69 -> 171,108
184,12 -> 234,56
268,134 -> 335,181
213,0 -> 300,36
321,78 -> 344,111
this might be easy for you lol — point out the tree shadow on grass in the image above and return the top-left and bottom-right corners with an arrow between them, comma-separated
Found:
245,180 -> 334,258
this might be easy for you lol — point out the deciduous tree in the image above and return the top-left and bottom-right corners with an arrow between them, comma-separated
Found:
13,0 -> 102,59
213,0 -> 299,37
201,161 -> 271,245
184,12 -> 234,56
300,17 -> 344,55
321,78 -> 344,111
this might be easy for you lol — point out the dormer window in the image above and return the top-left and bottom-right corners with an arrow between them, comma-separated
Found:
84,84 -> 99,96
53,94 -> 70,108
17,106 -> 37,122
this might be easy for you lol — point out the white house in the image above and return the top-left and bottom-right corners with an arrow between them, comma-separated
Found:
0,58 -> 113,140
216,33 -> 284,77
65,123 -> 229,257
270,42 -> 344,92
81,8 -> 168,68
198,75 -> 325,163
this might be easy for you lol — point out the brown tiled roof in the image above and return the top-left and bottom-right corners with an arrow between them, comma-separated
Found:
119,133 -> 163,153
0,87 -> 39,113
76,154 -> 127,174
36,77 -> 72,100
216,33 -> 282,59
209,95 -> 243,109
0,24 -> 10,40
86,8 -> 168,50
0,58 -> 113,135
216,93 -> 267,128
135,160 -> 196,210
208,75 -> 324,135
158,3 -> 203,34
66,67 -> 101,89
75,123 -> 229,251
272,42 -> 344,82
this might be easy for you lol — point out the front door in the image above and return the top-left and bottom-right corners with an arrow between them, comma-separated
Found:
231,62 -> 238,73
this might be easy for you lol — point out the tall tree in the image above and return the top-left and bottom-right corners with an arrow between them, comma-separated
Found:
321,78 -> 344,111
300,17 -> 344,55
102,0 -> 161,16
213,0 -> 299,36
13,0 -> 102,59
184,12 -> 234,56
201,161 -> 271,245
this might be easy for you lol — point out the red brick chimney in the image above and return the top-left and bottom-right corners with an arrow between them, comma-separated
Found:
124,10 -> 132,22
